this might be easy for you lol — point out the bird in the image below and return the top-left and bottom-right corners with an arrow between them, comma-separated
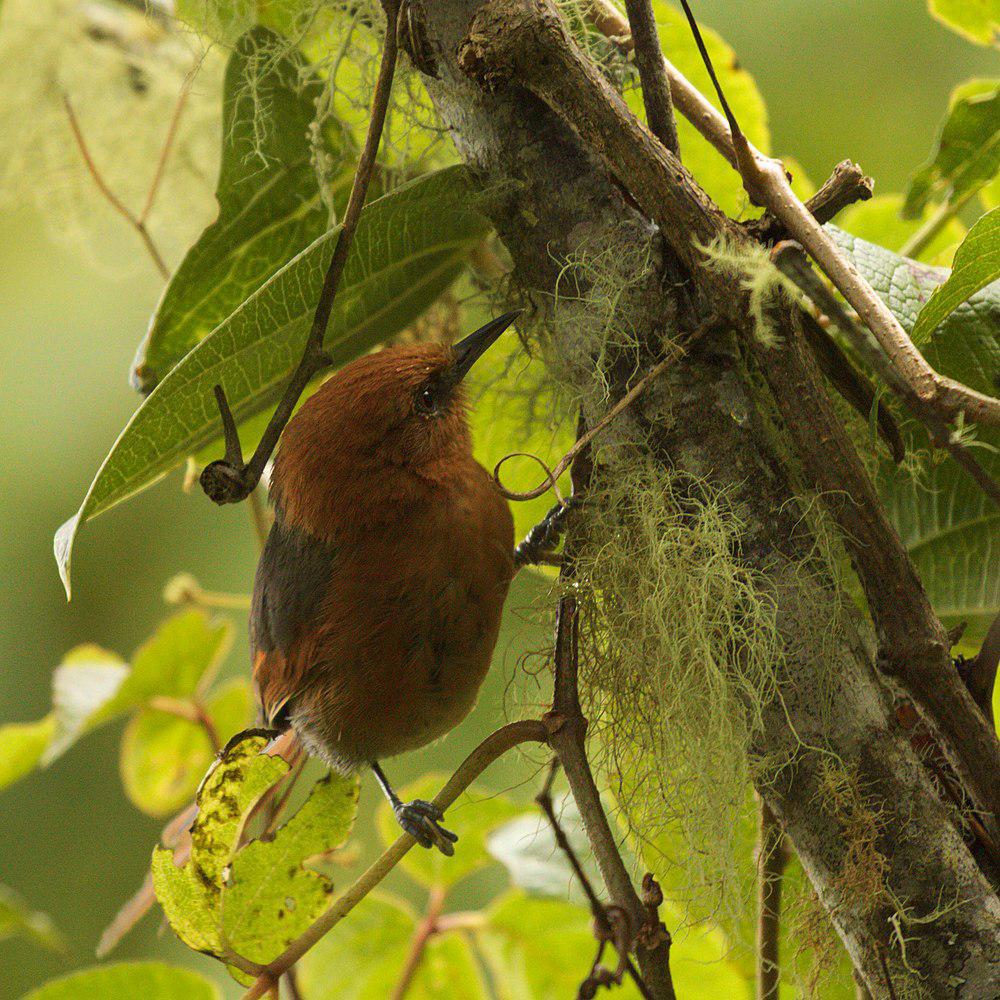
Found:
250,312 -> 520,854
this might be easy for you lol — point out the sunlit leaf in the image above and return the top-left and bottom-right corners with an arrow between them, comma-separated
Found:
119,679 -> 252,818
487,792 -> 600,904
0,716 -> 55,792
56,166 -> 490,598
904,79 -> 1000,218
43,645 -> 128,764
377,775 -> 522,889
23,963 -> 222,1000
0,883 -> 64,953
911,207 -> 1000,341
135,26 -> 350,392
153,732 -> 287,955
928,0 -> 1000,46
221,771 -> 359,964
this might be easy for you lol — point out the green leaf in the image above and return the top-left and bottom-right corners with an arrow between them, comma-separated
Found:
911,207 -> 1000,342
377,774 -> 522,889
111,610 -> 233,712
0,716 -> 54,792
297,892 -> 487,999
296,894 -> 418,1000
827,225 -> 1000,638
838,194 -> 966,264
905,79 -> 1000,217
43,645 -> 129,764
221,771 -> 359,964
56,166 -> 490,598
929,0 -> 1000,46
0,883 -> 64,953
22,962 -> 221,1000
627,4 -> 769,218
120,678 -> 253,817
153,732 -> 287,955
134,26 -> 348,393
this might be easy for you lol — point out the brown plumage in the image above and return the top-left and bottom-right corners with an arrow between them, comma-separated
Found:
250,314 -> 518,851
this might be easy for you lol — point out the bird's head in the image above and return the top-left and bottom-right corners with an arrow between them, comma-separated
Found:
272,312 -> 519,522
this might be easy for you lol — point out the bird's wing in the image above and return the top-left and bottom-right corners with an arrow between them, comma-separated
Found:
250,516 -> 338,727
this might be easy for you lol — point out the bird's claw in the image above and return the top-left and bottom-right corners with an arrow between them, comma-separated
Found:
395,799 -> 458,856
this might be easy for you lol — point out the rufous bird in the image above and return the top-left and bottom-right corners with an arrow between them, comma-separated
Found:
251,313 -> 520,853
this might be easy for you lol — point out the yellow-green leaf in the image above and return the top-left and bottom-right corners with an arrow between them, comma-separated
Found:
929,0 -> 1000,46
0,883 -> 64,953
221,771 -> 359,964
0,716 -> 55,792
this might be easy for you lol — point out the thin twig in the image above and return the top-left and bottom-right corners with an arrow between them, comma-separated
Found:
140,68 -> 195,224
536,762 -> 654,999
579,0 -> 1000,429
772,241 -> 1000,507
147,696 -> 221,752
62,95 -> 170,279
390,886 -> 446,1000
756,799 -> 789,1000
494,355 -> 675,501
201,2 -> 404,506
623,0 -> 680,155
239,720 -> 550,1000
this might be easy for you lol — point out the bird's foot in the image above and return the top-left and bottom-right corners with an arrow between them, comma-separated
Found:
395,799 -> 458,856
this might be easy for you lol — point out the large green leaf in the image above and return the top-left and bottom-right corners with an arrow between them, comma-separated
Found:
625,4 -> 769,218
56,166 -> 490,597
221,771 -> 359,964
827,225 -> 1000,637
23,963 -> 221,1000
134,26 -> 349,393
904,79 -> 1000,218
911,207 -> 1000,342
929,0 -> 1000,46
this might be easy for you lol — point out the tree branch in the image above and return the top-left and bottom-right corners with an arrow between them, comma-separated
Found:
239,720 -> 549,1000
200,2 -> 402,506
623,0 -> 680,155
579,0 -> 1000,428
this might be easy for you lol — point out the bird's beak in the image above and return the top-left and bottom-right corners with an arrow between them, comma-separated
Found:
450,310 -> 521,384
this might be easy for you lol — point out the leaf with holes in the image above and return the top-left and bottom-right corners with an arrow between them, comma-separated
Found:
153,732 -> 287,956
221,771 -> 359,964
56,166 -> 489,597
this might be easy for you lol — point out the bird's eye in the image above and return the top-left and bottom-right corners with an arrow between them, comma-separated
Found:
415,387 -> 438,415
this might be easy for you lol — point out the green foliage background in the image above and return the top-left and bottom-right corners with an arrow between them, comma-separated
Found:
0,0 -> 996,997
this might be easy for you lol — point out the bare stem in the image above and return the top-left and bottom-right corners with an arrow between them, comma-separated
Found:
239,720 -> 549,1000
62,95 -> 170,279
756,799 -> 788,1000
390,886 -> 447,1000
623,0 -> 680,155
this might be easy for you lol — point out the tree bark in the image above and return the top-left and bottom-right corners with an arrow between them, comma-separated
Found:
404,1 -> 1000,995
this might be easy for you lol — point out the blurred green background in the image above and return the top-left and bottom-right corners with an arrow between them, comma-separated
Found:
0,1 -> 994,997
